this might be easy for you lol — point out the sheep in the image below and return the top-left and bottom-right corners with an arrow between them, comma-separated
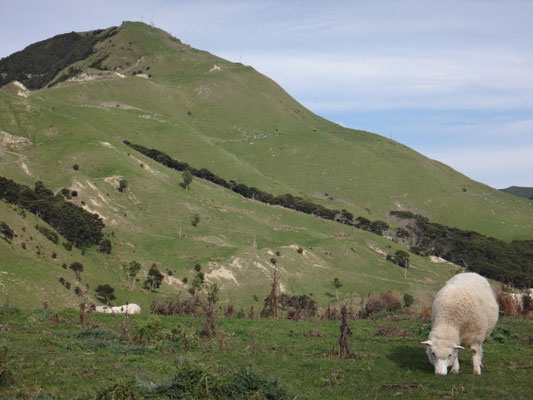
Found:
94,303 -> 141,314
421,272 -> 498,375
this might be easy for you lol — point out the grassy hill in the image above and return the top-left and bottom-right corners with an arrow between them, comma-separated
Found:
1,21 -> 532,310
500,186 -> 533,200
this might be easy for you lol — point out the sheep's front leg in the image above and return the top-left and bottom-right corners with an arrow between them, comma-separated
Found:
450,356 -> 460,374
471,343 -> 483,375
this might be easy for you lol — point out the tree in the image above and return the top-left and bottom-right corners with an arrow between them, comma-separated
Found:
98,239 -> 112,254
393,250 -> 410,268
95,284 -> 116,304
123,261 -> 141,290
118,179 -> 128,194
69,261 -> 84,281
182,170 -> 193,190
144,264 -> 164,292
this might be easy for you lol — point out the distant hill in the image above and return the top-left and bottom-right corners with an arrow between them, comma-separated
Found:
500,186 -> 533,200
1,22 -> 532,309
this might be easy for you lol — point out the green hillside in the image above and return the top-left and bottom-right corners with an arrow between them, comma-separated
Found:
500,186 -> 533,200
1,21 -> 532,309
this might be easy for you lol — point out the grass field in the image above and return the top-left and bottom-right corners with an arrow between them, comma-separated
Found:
1,306 -> 532,399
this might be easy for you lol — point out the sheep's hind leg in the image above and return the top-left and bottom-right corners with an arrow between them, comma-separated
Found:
451,356 -> 460,374
471,343 -> 483,375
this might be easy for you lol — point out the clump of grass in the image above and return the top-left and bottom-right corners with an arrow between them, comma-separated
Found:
96,379 -> 137,399
140,361 -> 288,399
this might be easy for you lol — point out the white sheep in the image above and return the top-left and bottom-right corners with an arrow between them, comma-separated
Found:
94,303 -> 141,314
421,272 -> 498,375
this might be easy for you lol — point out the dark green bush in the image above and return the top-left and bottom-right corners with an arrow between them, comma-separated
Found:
0,177 -> 104,248
0,27 -> 118,89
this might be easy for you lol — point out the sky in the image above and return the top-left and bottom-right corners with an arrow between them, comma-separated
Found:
1,0 -> 532,188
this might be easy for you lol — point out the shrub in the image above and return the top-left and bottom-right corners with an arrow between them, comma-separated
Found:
403,293 -> 414,308
98,239 -> 112,254
63,241 -> 72,251
72,164 -> 79,171
0,222 -> 14,243
35,224 -> 59,244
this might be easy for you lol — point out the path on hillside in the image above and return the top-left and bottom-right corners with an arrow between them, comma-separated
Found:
0,148 -> 31,176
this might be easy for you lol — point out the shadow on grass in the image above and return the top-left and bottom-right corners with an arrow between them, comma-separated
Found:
388,345 -> 433,373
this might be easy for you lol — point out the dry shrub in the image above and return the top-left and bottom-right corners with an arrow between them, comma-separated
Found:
279,294 -> 318,321
305,329 -> 326,338
224,304 -> 236,318
320,305 -> 340,320
496,289 -> 524,317
419,302 -> 432,320
337,305 -> 353,358
151,295 -> 205,317
358,290 -> 402,319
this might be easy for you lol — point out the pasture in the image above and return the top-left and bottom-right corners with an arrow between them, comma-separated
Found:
1,306 -> 532,399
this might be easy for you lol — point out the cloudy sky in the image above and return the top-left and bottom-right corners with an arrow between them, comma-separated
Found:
1,0 -> 532,188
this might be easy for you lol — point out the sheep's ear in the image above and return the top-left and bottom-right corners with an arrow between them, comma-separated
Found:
453,344 -> 464,350
421,340 -> 433,346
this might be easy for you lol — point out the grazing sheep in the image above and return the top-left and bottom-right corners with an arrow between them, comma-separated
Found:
94,303 -> 141,314
422,272 -> 498,375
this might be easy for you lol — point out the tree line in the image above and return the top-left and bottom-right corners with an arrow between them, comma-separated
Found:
124,141 -> 358,224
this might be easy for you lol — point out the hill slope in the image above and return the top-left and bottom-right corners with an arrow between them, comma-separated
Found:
1,22 -> 532,309
500,186 -> 533,200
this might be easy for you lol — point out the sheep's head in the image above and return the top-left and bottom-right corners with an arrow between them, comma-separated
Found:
421,339 -> 464,375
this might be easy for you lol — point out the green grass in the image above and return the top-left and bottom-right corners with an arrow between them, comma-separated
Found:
1,308 -> 532,399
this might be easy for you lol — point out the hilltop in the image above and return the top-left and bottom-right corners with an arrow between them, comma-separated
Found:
1,22 -> 532,310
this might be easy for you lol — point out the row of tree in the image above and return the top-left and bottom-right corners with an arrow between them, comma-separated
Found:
390,211 -> 533,288
124,141 -> 362,225
0,176 -> 105,248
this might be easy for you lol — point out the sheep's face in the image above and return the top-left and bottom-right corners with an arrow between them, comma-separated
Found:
422,339 -> 463,375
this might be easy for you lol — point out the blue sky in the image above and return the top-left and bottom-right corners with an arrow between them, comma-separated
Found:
1,0 -> 532,188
